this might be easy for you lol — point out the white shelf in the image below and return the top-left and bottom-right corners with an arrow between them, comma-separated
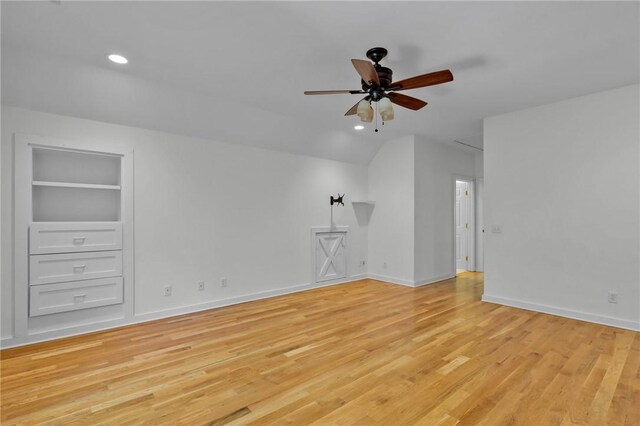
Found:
33,181 -> 121,190
352,200 -> 376,205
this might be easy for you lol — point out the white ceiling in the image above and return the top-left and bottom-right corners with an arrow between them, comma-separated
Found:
2,1 -> 638,164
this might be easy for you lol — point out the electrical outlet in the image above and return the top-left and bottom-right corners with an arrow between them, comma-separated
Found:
164,286 -> 172,296
359,260 -> 366,267
491,225 -> 502,234
221,277 -> 227,288
608,291 -> 618,304
198,281 -> 205,291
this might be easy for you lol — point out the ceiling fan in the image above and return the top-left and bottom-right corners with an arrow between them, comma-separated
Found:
304,47 -> 453,131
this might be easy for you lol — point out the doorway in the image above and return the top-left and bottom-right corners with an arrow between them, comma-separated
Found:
455,179 -> 475,273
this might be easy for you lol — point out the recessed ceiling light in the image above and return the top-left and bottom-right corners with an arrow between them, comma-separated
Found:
354,125 -> 365,130
107,54 -> 128,64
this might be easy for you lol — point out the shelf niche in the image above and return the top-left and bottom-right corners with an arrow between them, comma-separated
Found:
33,148 -> 121,186
32,147 -> 122,222
33,186 -> 120,222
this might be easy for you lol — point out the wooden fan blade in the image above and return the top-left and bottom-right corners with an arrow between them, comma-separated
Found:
387,92 -> 428,111
345,102 -> 359,116
304,90 -> 364,95
389,69 -> 453,91
351,59 -> 380,86
345,97 -> 370,116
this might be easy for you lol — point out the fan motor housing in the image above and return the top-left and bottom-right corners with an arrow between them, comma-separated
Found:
361,67 -> 393,93
376,66 -> 393,89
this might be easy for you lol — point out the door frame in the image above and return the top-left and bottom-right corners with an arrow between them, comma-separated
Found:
452,175 -> 475,274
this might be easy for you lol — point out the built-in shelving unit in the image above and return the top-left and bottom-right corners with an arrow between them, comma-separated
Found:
13,134 -> 133,341
29,146 -> 124,316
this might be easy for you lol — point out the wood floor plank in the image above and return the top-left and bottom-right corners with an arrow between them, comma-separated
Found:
1,273 -> 638,425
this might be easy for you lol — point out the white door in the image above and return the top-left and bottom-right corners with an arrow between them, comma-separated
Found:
315,232 -> 347,282
456,181 -> 469,271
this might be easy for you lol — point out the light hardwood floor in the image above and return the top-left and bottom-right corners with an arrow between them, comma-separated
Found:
1,273 -> 638,425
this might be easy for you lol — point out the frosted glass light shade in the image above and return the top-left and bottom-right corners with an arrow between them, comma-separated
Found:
357,99 -> 373,123
379,97 -> 394,121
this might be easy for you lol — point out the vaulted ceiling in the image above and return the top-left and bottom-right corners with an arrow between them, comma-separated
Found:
2,1 -> 638,164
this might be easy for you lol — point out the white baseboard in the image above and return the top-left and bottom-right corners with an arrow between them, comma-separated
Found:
482,294 -> 640,332
0,275 -> 367,349
134,274 -> 368,324
367,273 -> 454,288
414,273 -> 455,287
367,273 -> 415,287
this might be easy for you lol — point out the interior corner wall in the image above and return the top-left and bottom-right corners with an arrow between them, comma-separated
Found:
483,84 -> 640,331
475,151 -> 484,272
367,135 -> 415,285
414,137 -> 476,284
1,106 -> 369,343
475,176 -> 485,272
474,151 -> 484,178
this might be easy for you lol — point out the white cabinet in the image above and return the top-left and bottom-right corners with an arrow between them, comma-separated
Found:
30,250 -> 123,285
30,222 -> 123,254
30,277 -> 124,317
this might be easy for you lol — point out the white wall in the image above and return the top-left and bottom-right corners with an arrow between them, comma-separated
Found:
475,177 -> 484,272
475,150 -> 485,272
414,137 -> 476,284
483,84 -> 640,331
367,135 -> 479,286
1,107 -> 369,342
367,135 -> 415,285
474,150 -> 484,178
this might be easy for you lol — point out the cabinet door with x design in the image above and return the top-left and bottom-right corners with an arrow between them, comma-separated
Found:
315,232 -> 347,283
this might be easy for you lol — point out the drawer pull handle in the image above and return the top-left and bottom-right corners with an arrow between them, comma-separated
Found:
73,237 -> 86,245
73,265 -> 86,273
73,293 -> 86,302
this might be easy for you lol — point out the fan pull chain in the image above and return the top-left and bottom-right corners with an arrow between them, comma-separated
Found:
375,101 -> 379,132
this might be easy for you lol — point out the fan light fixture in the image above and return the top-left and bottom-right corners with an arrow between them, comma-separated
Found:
379,97 -> 394,122
357,99 -> 373,123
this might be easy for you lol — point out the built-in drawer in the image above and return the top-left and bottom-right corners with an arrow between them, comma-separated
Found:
30,222 -> 122,254
29,250 -> 122,285
29,277 -> 123,317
